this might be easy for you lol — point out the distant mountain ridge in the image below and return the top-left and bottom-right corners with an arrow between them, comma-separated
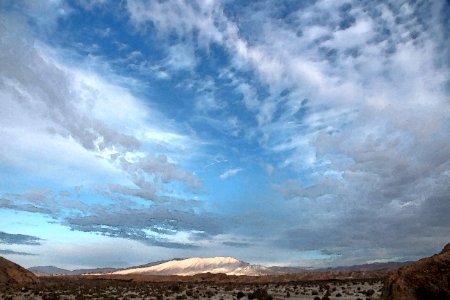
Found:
28,256 -> 414,276
28,266 -> 118,276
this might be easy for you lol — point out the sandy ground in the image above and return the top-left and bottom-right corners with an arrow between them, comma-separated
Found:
0,279 -> 383,300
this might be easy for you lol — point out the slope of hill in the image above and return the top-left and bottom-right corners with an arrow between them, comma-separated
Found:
0,256 -> 38,285
383,242 -> 450,300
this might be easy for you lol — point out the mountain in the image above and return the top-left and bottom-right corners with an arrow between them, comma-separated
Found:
121,258 -> 186,270
0,256 -> 38,285
28,266 -> 73,276
29,256 -> 417,277
28,266 -> 118,276
110,256 -> 272,276
104,256 -> 417,276
383,242 -> 450,300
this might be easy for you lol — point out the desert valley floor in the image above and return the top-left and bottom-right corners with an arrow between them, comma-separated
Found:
0,277 -> 383,300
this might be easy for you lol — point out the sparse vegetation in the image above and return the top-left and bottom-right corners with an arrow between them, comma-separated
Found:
0,276 -> 384,300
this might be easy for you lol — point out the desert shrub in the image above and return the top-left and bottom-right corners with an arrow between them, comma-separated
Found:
237,291 -> 245,299
248,288 -> 272,300
313,297 -> 321,300
171,284 -> 181,293
312,290 -> 319,295
336,292 -> 342,297
365,289 -> 375,296
286,291 -> 290,297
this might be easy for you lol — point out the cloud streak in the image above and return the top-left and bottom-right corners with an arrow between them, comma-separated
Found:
219,168 -> 243,179
0,249 -> 36,256
0,231 -> 43,246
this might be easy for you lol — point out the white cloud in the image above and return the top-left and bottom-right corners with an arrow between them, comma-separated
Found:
126,0 -> 223,46
164,43 -> 197,71
219,168 -> 243,179
237,83 -> 259,111
264,164 -> 274,176
0,13 -> 202,194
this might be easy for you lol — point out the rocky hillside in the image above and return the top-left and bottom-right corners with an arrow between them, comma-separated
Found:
0,256 -> 38,285
383,242 -> 450,300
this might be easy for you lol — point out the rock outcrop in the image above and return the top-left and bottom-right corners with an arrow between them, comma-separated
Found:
0,256 -> 38,285
383,242 -> 450,300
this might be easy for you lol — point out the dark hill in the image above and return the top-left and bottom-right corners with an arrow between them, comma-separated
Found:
0,256 -> 38,285
383,242 -> 450,300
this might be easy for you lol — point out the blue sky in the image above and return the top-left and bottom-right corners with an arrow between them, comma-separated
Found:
0,0 -> 449,269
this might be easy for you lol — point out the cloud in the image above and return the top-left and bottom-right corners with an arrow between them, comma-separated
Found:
320,249 -> 341,256
264,164 -> 274,176
0,231 -> 43,245
78,0 -> 108,10
0,0 -> 449,267
222,241 -> 251,248
0,249 -> 36,256
0,187 -> 225,250
63,204 -> 225,249
0,5 -> 210,251
126,0 -> 223,46
122,0 -> 450,263
219,168 -> 243,179
237,83 -> 259,111
164,43 -> 197,72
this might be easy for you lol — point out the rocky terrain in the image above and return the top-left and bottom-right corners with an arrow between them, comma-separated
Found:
0,256 -> 38,286
383,242 -> 450,300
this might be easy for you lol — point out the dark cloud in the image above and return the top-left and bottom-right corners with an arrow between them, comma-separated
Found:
0,249 -> 36,256
0,187 -> 224,250
222,241 -> 251,248
65,204 -> 224,241
0,231 -> 43,245
320,249 -> 341,256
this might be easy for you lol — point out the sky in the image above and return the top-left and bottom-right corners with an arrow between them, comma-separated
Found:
0,0 -> 449,270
